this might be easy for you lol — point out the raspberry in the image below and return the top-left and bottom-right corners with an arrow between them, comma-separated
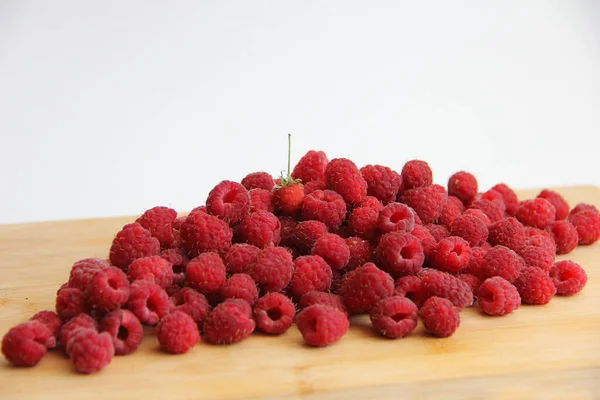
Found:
477,277 -> 519,313
238,210 -> 281,248
480,245 -> 525,282
549,260 -> 587,296
338,263 -> 394,314
462,208 -> 491,225
519,245 -> 554,273
348,206 -> 378,241
457,273 -> 482,294
311,234 -> 350,271
186,252 -> 227,295
278,216 -> 297,247
516,198 -> 556,229
128,280 -> 170,325
301,189 -> 347,231
359,196 -> 384,211
401,160 -> 433,190
297,305 -> 349,346
128,256 -> 172,288
536,189 -> 568,220
203,299 -> 255,344
58,313 -> 97,347
253,293 -> 296,334
249,189 -> 275,213
2,321 -> 53,367
273,184 -> 304,216
250,246 -> 294,293
360,165 -> 402,204
109,223 -> 160,271
100,309 -> 143,356
345,237 -> 372,271
299,291 -> 347,314
438,196 -> 464,228
293,220 -> 328,254
169,288 -> 211,328
221,273 -> 259,305
136,206 -> 177,248
394,275 -> 424,307
325,158 -> 368,205
490,183 -> 519,216
188,205 -> 208,218
487,217 -> 526,252
156,311 -> 200,354
514,267 -> 556,305
68,258 -> 110,291
419,297 -> 460,338
241,172 -> 275,191
160,248 -> 189,274
206,180 -> 251,225
548,220 -> 578,254
303,180 -> 327,195
180,212 -> 232,258
223,243 -> 260,274
447,171 -> 478,204
524,227 -> 557,254
291,150 -> 328,183
420,269 -> 474,309
468,198 -> 505,224
464,246 -> 487,279
450,214 -> 489,247
429,236 -> 472,273
369,296 -> 418,339
570,203 -> 599,217
289,255 -> 332,297
55,286 -> 86,320
85,266 -> 130,312
400,186 -> 445,224
66,329 -> 114,374
480,189 -> 506,208
568,210 -> 600,245
374,232 -> 424,278
410,225 -> 437,259
377,202 -> 415,234
30,311 -> 61,347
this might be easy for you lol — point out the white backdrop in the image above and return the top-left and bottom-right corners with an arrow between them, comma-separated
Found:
1,1 -> 599,224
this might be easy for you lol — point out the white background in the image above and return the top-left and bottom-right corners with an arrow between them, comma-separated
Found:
1,1 -> 599,224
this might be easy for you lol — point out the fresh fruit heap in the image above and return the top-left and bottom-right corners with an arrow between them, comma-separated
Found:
2,136 -> 597,374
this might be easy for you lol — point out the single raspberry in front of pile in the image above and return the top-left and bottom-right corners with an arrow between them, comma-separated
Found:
250,246 -> 294,293
221,273 -> 259,305
186,252 -> 227,296
311,233 -> 350,271
206,180 -> 251,225
301,189 -> 347,231
58,313 -> 97,347
297,304 -> 349,346
291,150 -> 329,183
420,269 -> 474,309
289,255 -> 332,298
514,267 -> 556,305
180,212 -> 232,258
55,286 -> 86,320
1,321 -> 53,367
360,164 -> 402,204
128,280 -> 171,325
419,297 -> 460,338
156,311 -> 200,354
338,262 -> 394,314
437,196 -> 464,229
477,277 -> 520,316
377,202 -> 415,234
223,243 -> 260,274
537,189 -> 569,221
170,288 -> 211,328
109,223 -> 160,271
128,256 -> 174,288
568,210 -> 600,245
374,232 -> 424,278
519,245 -> 554,273
548,220 -> 578,255
348,206 -> 379,241
345,237 -> 372,271
86,266 -> 131,312
480,245 -> 525,283
490,183 -> 519,216
299,291 -> 347,314
450,214 -> 488,247
516,198 -> 556,229
468,198 -> 505,224
487,217 -> 526,253
30,311 -> 61,347
394,275 -> 424,307
241,171 -> 275,191
401,160 -> 433,190
369,296 -> 418,339
325,158 -> 367,205
293,220 -> 329,254
549,260 -> 587,296
400,186 -> 446,224
66,329 -> 114,374
249,189 -> 275,213
136,206 -> 177,248
100,309 -> 143,356
203,299 -> 255,344
429,236 -> 472,273
447,171 -> 478,204
253,293 -> 296,334
238,210 -> 281,248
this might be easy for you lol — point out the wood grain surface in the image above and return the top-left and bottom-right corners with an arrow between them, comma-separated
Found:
1,186 -> 599,400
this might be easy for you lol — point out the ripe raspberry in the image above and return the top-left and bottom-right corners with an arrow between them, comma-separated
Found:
420,269 -> 473,309
223,243 -> 260,274
487,217 -> 526,252
206,180 -> 251,225
180,212 -> 232,258
514,267 -> 556,305
359,196 -> 384,211
339,262 -> 394,314
548,220 -> 578,255
570,203 -> 599,217
410,225 -> 437,259
250,246 -> 294,293
100,309 -> 143,356
55,286 -> 86,320
188,205 -> 208,218
299,291 -> 347,314
109,223 -> 160,271
480,245 -> 525,282
66,329 -> 114,374
516,198 -> 556,229
426,223 -> 450,242
291,150 -> 328,183
85,266 -> 130,312
170,287 -> 210,328
490,183 -> 519,216
186,252 -> 227,295
301,189 -> 347,231
253,293 -> 296,334
524,227 -> 557,254
289,255 -> 332,297
400,186 -> 445,224
536,189 -> 569,220
468,198 -> 505,224
293,220 -> 328,254
450,214 -> 489,247
278,216 -> 297,247
249,189 -> 275,213
128,280 -> 170,325
568,210 -> 600,245
58,313 -> 97,347
419,297 -> 460,338
480,189 -> 506,208
325,158 -> 367,205
550,260 -> 587,296
221,273 -> 259,305
136,206 -> 177,248
360,165 -> 402,204
156,311 -> 200,354
311,234 -> 350,271
203,299 -> 255,344
297,305 -> 349,346
370,296 -> 418,339
429,236 -> 472,273
2,321 -> 53,367
438,196 -> 464,228
303,180 -> 327,196
374,232 -> 424,278
462,208 -> 491,225
238,210 -> 281,248
447,171 -> 478,204
273,184 -> 304,216
457,273 -> 482,294
241,172 -> 275,191
394,275 -> 424,307
68,258 -> 110,291
477,277 -> 520,316
30,311 -> 61,347
464,246 -> 487,279
401,160 -> 433,190
519,245 -> 554,273
160,248 -> 189,274
377,202 -> 415,234
128,256 -> 172,289
348,206 -> 378,241
345,237 -> 372,271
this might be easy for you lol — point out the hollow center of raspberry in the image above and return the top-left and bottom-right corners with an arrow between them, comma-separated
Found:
452,246 -> 464,256
267,307 -> 282,321
117,326 -> 129,341
108,278 -> 119,290
390,312 -> 409,322
390,212 -> 407,224
147,298 -> 159,314
400,247 -> 415,260
223,191 -> 238,204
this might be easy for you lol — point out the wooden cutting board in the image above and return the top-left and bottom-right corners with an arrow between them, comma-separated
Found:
1,186 -> 599,400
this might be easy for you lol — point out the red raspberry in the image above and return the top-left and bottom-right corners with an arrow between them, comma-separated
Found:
156,311 -> 200,354
203,299 -> 255,344
480,189 -> 506,208
249,189 -> 275,213
490,183 -> 519,216
477,277 -> 520,316
109,223 -> 160,271
238,210 -> 281,248
180,212 -> 232,258
450,214 -> 489,247
273,183 -> 305,216
480,245 -> 525,282
360,165 -> 402,204
128,280 -> 170,325
419,297 -> 460,338
253,293 -> 296,334
127,256 -> 173,288
2,321 -> 53,367
524,227 -> 557,254
377,202 -> 415,234
311,234 -> 350,271
374,232 -> 424,278
401,160 -> 433,190
438,196 -> 464,228
170,288 -> 210,328
514,267 -> 556,305
100,309 -> 143,356
570,203 -> 599,217
339,262 -> 394,314
278,216 -> 297,247
429,236 -> 472,273
206,180 -> 251,225
325,158 -> 368,205
549,260 -> 587,296
568,210 -> 600,245
345,237 -> 372,271
537,189 -> 569,220
250,246 -> 294,293
293,220 -> 328,254
160,248 -> 189,274
420,269 -> 473,309
464,246 -> 487,279
348,206 -> 378,241
241,172 -> 275,191
30,311 -> 61,347
223,243 -> 260,274
516,198 -> 556,229
369,296 -> 418,339
68,258 -> 110,291
301,189 -> 347,231
172,216 -> 185,230
457,273 -> 482,294
58,313 -> 97,347
394,275 -> 424,307
186,252 -> 227,295
425,223 -> 449,242
188,205 -> 208,218
548,220 -> 578,254
400,186 -> 445,224
303,180 -> 327,195
487,217 -> 526,252
289,255 -> 332,297
221,273 -> 259,305
297,304 -> 349,346
411,225 -> 437,259
462,208 -> 491,225
136,206 -> 177,248
85,266 -> 130,312
468,198 -> 505,224
66,329 -> 114,374
291,150 -> 328,183
519,245 -> 554,273
359,196 -> 384,211
55,286 -> 86,320
299,291 -> 347,314
447,171 -> 478,204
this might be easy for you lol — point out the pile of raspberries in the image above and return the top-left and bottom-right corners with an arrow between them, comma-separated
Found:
2,149 -> 596,374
